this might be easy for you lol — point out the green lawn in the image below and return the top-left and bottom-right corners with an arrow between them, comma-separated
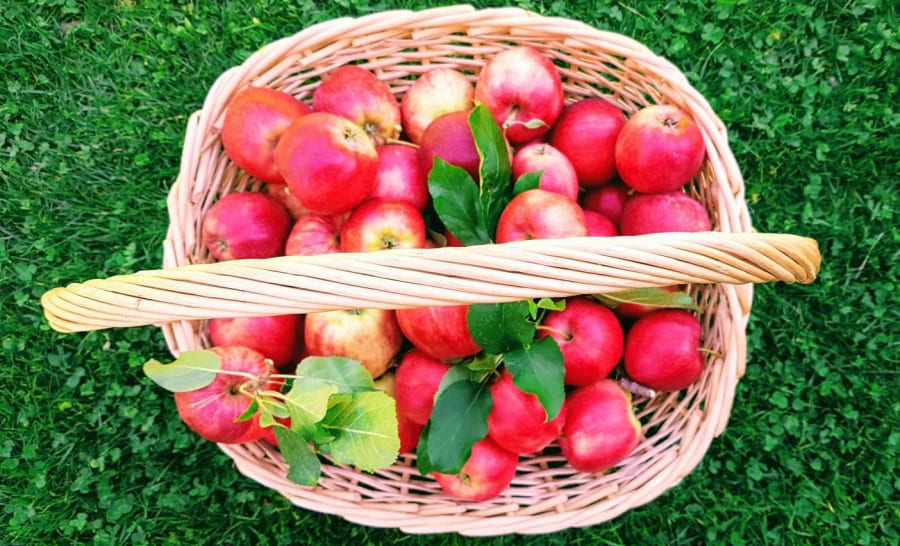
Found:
2,0 -> 898,543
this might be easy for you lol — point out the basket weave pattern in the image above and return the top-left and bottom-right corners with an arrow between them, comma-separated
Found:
40,5 -> 821,535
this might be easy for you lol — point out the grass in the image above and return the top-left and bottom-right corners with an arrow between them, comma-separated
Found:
2,0 -> 898,543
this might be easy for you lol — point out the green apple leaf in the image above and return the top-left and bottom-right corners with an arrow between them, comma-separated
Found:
142,350 -> 220,392
416,378 -> 493,475
527,297 -> 567,320
276,427 -> 322,486
467,301 -> 536,354
503,336 -> 565,420
317,391 -> 399,472
283,379 -> 338,437
469,104 -> 512,237
259,392 -> 291,419
463,353 -> 503,373
415,421 -> 434,472
427,157 -> 493,246
513,170 -> 543,195
257,397 -> 277,428
235,397 -> 259,423
294,356 -> 375,393
433,361 -> 495,401
518,118 -> 551,130
593,287 -> 698,311
307,423 -> 335,445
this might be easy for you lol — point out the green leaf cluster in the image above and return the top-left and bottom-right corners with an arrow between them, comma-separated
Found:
426,104 -> 514,246
416,299 -> 566,475
144,353 -> 399,486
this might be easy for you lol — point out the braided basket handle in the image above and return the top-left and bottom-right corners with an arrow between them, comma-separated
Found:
41,232 -> 819,333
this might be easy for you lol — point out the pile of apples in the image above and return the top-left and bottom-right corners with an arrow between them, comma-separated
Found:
191,46 -> 712,501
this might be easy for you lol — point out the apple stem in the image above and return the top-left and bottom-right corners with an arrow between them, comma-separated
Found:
534,325 -> 572,341
617,377 -> 657,399
698,347 -> 725,359
198,367 -> 260,381
384,138 -> 418,149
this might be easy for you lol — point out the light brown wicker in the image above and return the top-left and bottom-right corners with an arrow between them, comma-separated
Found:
40,5 -> 820,535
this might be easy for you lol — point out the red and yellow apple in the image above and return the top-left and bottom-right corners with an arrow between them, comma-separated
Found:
304,308 -> 403,379
393,349 -> 452,426
340,199 -> 426,252
511,142 -> 579,201
474,46 -> 564,144
560,379 -> 642,473
486,370 -> 566,454
369,144 -> 429,210
274,112 -> 378,215
620,191 -> 711,235
312,65 -> 401,144
401,68 -> 474,144
208,314 -> 304,370
284,212 -> 348,256
623,309 -> 705,391
174,346 -> 282,444
495,189 -> 587,243
549,98 -> 625,187
201,191 -> 292,261
615,104 -> 706,194
432,436 -> 518,501
395,305 -> 481,361
537,297 -> 624,386
221,87 -> 310,184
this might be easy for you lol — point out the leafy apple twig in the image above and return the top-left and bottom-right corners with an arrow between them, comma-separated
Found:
592,287 -> 698,311
416,107 -> 570,476
144,352 -> 399,486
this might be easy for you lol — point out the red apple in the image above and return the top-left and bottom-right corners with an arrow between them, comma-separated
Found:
433,436 -> 518,502
395,305 -> 481,361
266,183 -> 312,220
614,285 -> 683,320
304,308 -> 403,379
511,142 -> 579,201
398,412 -> 424,453
549,98 -> 625,187
274,112 -> 378,215
374,370 -> 425,453
418,110 -> 480,180
620,191 -> 711,235
208,314 -> 303,370
340,199 -> 426,252
474,46 -> 564,144
201,191 -> 291,261
615,104 -> 706,193
285,213 -> 347,256
312,65 -> 401,144
401,68 -> 474,144
369,144 -> 429,210
393,349 -> 452,426
174,346 -> 282,444
221,87 -> 310,184
560,379 -> 642,473
537,297 -> 624,386
582,181 -> 630,228
495,189 -> 587,243
486,370 -> 566,454
583,210 -> 618,237
623,309 -> 704,391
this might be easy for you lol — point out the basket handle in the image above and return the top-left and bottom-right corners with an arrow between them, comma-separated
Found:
40,232 -> 820,333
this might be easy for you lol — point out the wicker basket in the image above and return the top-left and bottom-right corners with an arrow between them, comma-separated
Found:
41,5 -> 820,535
